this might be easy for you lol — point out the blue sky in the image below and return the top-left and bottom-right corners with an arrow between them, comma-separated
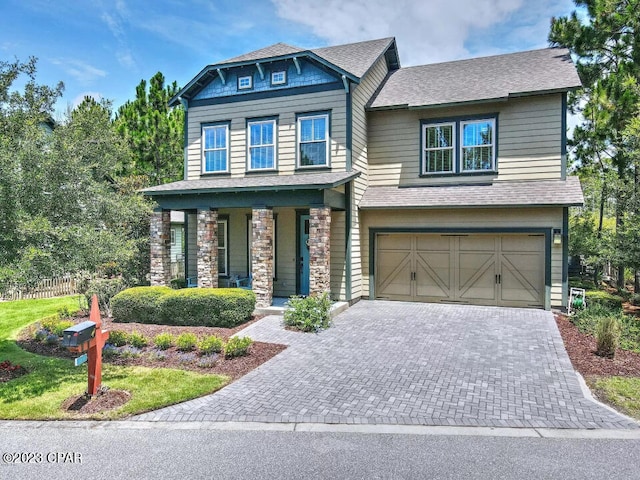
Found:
0,0 -> 578,118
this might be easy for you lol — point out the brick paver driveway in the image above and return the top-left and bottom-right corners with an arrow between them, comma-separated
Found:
135,301 -> 638,429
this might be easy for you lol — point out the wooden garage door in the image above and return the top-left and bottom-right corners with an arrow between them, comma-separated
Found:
376,233 -> 544,308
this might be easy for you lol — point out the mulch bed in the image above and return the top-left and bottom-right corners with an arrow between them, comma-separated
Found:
61,389 -> 131,414
0,361 -> 28,383
555,313 -> 640,377
17,313 -> 286,380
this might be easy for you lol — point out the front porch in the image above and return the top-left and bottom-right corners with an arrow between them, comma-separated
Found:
144,171 -> 357,308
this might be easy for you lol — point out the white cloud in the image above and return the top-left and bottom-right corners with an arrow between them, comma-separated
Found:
272,0 -> 526,65
100,3 -> 138,70
51,59 -> 107,84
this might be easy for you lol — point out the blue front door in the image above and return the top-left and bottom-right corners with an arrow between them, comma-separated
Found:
298,214 -> 310,295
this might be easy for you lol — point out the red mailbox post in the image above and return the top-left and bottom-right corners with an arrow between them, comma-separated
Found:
63,295 -> 110,396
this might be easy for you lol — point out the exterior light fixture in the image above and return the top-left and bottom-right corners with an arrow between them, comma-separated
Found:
553,228 -> 562,245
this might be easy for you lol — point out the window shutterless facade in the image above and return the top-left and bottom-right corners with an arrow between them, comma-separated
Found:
202,123 -> 229,173
247,119 -> 276,171
421,116 -> 496,175
422,122 -> 455,174
297,113 -> 329,167
461,119 -> 495,172
271,70 -> 286,85
238,75 -> 253,90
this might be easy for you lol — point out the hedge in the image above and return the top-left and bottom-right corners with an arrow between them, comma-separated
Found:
111,286 -> 256,327
111,286 -> 174,323
585,290 -> 624,311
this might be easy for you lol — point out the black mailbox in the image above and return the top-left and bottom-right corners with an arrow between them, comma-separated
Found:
62,321 -> 96,348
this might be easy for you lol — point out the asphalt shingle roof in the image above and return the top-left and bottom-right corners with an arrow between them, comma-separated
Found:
359,177 -> 584,209
143,171 -> 360,196
368,48 -> 581,109
219,43 -> 304,64
219,37 -> 396,79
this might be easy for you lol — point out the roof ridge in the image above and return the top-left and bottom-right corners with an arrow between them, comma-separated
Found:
397,47 -> 569,71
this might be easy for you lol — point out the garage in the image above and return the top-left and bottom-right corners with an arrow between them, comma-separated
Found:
375,233 -> 545,308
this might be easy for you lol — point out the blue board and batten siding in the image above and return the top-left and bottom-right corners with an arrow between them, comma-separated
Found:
194,60 -> 340,101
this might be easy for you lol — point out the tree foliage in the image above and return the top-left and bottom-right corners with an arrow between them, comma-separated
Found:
0,58 -> 152,291
550,0 -> 640,285
115,72 -> 184,185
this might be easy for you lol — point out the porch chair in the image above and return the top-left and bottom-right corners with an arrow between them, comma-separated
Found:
235,274 -> 252,290
186,276 -> 197,288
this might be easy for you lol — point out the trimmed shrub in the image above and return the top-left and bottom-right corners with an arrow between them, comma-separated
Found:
596,315 -> 621,358
158,288 -> 256,327
224,336 -> 253,358
176,333 -> 198,352
585,290 -> 624,310
111,286 -> 173,323
108,330 -> 129,347
198,335 -> 224,355
128,331 -> 148,348
283,293 -> 332,332
111,287 -> 255,327
153,333 -> 174,350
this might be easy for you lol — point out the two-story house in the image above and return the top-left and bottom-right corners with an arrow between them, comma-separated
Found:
143,37 -> 583,310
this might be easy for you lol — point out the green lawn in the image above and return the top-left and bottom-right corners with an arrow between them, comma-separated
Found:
0,296 -> 228,420
589,377 -> 640,420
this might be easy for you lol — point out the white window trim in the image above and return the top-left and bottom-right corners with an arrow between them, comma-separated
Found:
422,121 -> 456,175
271,70 -> 286,85
247,119 -> 277,171
460,118 -> 496,173
238,75 -> 253,90
218,218 -> 228,277
297,113 -> 329,168
201,124 -> 229,174
170,228 -> 176,245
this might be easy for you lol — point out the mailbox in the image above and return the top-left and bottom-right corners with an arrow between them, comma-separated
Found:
62,321 -> 96,348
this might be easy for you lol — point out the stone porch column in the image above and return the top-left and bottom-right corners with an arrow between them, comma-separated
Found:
252,207 -> 274,308
196,208 -> 218,288
309,205 -> 331,295
150,209 -> 171,286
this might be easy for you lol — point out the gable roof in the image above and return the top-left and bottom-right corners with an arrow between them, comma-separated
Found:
219,42 -> 304,64
368,48 -> 581,110
170,37 -> 398,106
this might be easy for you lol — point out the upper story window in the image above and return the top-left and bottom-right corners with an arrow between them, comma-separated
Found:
248,119 -> 276,170
238,75 -> 253,90
202,123 -> 229,173
298,113 -> 329,168
423,122 -> 455,174
421,116 -> 496,175
461,119 -> 494,172
271,70 -> 286,86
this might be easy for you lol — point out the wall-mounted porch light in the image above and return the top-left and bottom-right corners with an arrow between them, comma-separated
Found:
553,228 -> 562,245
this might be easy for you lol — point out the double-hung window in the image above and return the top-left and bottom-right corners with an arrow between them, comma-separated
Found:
461,119 -> 494,172
248,119 -> 276,170
202,124 -> 229,173
298,113 -> 329,167
421,116 -> 496,175
423,122 -> 455,174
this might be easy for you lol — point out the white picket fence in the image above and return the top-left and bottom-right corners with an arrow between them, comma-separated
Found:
0,275 -> 80,301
